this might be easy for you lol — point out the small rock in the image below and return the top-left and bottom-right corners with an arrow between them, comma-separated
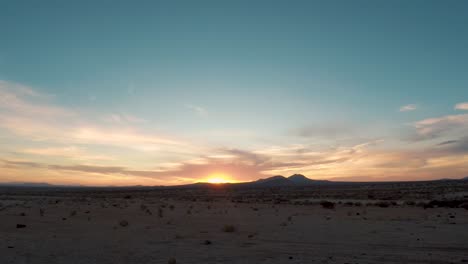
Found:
16,224 -> 26,228
119,220 -> 129,227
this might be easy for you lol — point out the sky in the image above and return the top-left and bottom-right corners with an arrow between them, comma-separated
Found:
0,0 -> 468,186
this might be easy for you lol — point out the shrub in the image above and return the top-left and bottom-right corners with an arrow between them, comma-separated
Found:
460,202 -> 468,210
375,201 -> 390,208
320,201 -> 335,209
223,224 -> 236,233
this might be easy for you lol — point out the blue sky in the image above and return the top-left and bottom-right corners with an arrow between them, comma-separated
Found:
1,1 -> 467,185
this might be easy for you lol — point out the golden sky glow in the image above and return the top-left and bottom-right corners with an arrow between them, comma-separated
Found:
1,77 -> 468,186
203,173 -> 236,184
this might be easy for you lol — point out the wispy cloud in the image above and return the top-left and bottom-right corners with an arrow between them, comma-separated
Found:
20,146 -> 114,161
290,123 -> 355,139
412,114 -> 468,140
399,104 -> 417,112
0,80 -> 72,117
104,113 -> 147,124
0,80 -> 192,152
185,104 -> 208,117
455,102 -> 468,110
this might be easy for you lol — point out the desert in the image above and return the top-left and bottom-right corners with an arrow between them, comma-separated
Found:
1,177 -> 468,264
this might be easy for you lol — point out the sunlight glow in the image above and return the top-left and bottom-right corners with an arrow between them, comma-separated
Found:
204,173 -> 234,184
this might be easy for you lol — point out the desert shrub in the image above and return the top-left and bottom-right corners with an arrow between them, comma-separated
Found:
427,200 -> 465,208
158,208 -> 164,218
223,224 -> 236,233
375,201 -> 390,208
320,201 -> 335,209
460,202 -> 468,210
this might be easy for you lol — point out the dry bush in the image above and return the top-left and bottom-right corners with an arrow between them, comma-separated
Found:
375,201 -> 390,208
460,202 -> 468,210
158,207 -> 164,218
222,224 -> 236,233
320,201 -> 335,209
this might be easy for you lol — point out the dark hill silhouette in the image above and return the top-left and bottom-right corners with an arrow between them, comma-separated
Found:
226,174 -> 332,188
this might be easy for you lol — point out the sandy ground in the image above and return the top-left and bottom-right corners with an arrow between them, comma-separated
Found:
1,185 -> 468,264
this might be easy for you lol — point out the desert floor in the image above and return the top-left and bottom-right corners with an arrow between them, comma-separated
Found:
1,183 -> 468,264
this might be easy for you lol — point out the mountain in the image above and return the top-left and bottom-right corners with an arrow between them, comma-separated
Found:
288,174 -> 311,184
0,182 -> 57,187
250,175 -> 295,187
247,174 -> 330,187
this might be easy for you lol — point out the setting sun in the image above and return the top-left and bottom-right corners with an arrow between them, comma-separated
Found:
204,173 -> 234,184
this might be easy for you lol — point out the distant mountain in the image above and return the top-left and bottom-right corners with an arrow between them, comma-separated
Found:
246,174 -> 331,187
288,174 -> 311,184
0,182 -> 57,187
251,175 -> 295,187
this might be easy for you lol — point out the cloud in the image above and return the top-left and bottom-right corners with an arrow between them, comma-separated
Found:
399,104 -> 417,112
105,113 -> 147,124
185,104 -> 208,117
0,80 -> 71,117
455,102 -> 468,110
1,159 -> 42,168
437,136 -> 468,154
291,123 -> 355,139
412,114 -> 468,140
20,146 -> 114,161
436,140 -> 458,146
0,80 -> 192,153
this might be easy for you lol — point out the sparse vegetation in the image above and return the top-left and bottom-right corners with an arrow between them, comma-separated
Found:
375,201 -> 390,208
158,207 -> 164,217
223,224 -> 236,233
320,201 -> 335,209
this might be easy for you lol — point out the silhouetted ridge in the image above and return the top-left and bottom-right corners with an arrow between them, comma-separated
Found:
288,174 -> 311,184
249,174 -> 330,187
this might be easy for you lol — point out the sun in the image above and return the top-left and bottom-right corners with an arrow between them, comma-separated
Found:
204,173 -> 234,184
